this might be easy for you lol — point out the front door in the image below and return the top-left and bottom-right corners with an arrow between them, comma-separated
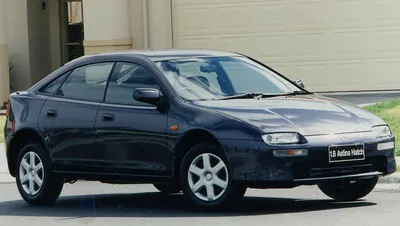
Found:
38,62 -> 114,171
94,62 -> 171,177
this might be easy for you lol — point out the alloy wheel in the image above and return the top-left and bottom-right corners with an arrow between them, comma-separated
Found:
19,151 -> 44,196
187,153 -> 229,202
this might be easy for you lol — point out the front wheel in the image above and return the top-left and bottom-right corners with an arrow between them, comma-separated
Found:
15,143 -> 64,206
318,177 -> 378,201
180,144 -> 246,209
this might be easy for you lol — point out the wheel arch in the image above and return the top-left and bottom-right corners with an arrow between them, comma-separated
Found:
7,128 -> 47,177
172,129 -> 223,179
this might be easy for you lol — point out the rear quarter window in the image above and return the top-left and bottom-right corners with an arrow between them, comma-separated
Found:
39,73 -> 68,95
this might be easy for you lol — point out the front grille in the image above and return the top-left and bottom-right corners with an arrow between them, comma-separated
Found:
292,157 -> 387,179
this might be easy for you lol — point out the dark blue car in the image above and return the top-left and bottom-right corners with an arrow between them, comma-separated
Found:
3,49 -> 396,209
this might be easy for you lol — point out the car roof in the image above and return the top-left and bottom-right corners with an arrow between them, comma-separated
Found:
29,49 -> 244,93
68,49 -> 243,64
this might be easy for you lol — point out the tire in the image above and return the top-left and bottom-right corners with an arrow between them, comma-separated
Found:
153,183 -> 181,194
318,176 -> 378,201
180,143 -> 246,209
15,142 -> 64,206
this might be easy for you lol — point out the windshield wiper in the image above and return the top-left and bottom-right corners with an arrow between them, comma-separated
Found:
285,90 -> 312,96
215,92 -> 280,100
214,90 -> 312,100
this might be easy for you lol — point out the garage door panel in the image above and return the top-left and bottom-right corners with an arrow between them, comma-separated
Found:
172,5 -> 213,35
372,28 -> 400,55
174,33 -> 290,62
173,1 -> 289,36
173,0 -> 276,7
172,0 -> 400,91
374,0 -> 400,25
329,30 -> 370,59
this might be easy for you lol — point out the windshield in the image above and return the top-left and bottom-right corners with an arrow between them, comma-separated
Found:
155,56 -> 304,101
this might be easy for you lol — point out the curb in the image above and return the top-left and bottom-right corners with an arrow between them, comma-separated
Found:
358,103 -> 377,107
379,157 -> 400,184
379,172 -> 400,184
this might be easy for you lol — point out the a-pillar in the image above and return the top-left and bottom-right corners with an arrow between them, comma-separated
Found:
82,0 -> 132,55
0,0 -> 10,103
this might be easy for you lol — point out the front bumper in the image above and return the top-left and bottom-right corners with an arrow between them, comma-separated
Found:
222,135 -> 396,188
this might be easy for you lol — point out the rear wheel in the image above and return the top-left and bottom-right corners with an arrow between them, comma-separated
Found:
153,183 -> 181,194
15,143 -> 64,206
180,143 -> 246,209
318,177 -> 378,201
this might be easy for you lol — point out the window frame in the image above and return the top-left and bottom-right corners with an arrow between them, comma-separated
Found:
34,57 -> 174,106
102,61 -> 163,107
37,71 -> 72,97
52,61 -> 117,103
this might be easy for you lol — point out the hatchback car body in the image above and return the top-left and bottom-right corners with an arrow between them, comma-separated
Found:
3,49 -> 396,208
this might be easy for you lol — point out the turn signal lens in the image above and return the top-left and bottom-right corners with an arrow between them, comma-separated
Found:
377,141 -> 395,151
273,149 -> 308,157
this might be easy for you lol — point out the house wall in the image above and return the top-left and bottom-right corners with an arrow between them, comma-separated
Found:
4,0 -> 31,94
0,0 -> 8,103
49,0 -> 61,71
83,0 -> 132,55
26,0 -> 53,86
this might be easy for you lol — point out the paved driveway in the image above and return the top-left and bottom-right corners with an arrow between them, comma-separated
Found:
0,182 -> 399,226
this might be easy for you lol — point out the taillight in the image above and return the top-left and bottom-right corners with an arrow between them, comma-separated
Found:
5,99 -> 15,131
11,120 -> 15,132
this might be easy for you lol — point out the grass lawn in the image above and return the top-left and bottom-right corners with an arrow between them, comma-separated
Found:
0,116 -> 5,143
365,100 -> 400,156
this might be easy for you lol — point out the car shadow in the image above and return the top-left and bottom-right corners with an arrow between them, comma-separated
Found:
0,192 -> 376,218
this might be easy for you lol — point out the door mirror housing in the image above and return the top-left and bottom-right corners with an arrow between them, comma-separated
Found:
133,88 -> 160,106
294,80 -> 305,89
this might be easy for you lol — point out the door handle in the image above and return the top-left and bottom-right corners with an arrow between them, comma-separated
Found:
45,109 -> 58,118
101,113 -> 115,122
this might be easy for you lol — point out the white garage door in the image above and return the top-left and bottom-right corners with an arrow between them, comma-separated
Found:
172,0 -> 400,92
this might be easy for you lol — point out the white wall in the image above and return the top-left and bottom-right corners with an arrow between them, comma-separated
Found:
82,0 -> 132,54
49,0 -> 61,71
83,0 -> 130,41
5,0 -> 31,92
27,0 -> 52,86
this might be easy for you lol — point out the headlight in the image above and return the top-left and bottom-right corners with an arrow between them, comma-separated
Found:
371,125 -> 392,138
262,133 -> 300,145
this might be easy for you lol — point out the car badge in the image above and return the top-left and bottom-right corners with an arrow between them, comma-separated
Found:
337,135 -> 346,141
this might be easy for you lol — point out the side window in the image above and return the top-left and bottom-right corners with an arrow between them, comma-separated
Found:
57,62 -> 114,101
39,73 -> 68,95
105,62 -> 159,106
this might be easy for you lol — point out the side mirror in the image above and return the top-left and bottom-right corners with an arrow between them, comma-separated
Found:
294,80 -> 305,89
133,88 -> 160,106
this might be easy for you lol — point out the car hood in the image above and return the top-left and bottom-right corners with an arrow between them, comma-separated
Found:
192,94 -> 386,136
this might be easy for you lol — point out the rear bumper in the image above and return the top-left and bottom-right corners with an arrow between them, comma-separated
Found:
221,137 -> 396,188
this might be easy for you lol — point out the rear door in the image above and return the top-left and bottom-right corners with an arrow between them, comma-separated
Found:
94,62 -> 171,177
38,62 -> 114,171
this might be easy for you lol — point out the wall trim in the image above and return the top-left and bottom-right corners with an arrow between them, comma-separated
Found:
83,38 -> 133,47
